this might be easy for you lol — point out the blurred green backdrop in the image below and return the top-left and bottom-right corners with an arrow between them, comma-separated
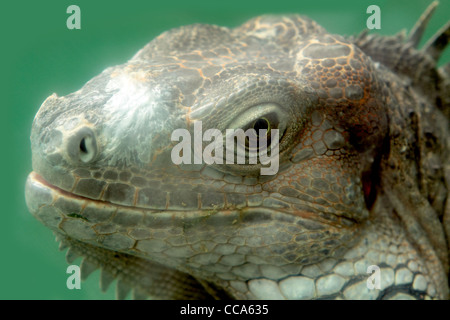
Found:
1,0 -> 448,299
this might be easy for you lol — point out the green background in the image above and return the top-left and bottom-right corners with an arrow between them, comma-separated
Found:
1,0 -> 448,299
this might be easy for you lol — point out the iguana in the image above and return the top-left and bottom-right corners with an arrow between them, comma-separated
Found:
25,2 -> 450,299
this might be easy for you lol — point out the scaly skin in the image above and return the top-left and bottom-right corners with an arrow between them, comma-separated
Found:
25,3 -> 449,299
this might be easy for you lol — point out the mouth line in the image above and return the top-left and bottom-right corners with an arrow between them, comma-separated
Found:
27,171 -> 357,228
27,171 -> 268,216
28,171 -> 165,213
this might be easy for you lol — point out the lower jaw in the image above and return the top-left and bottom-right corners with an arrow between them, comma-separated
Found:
26,172 -> 364,289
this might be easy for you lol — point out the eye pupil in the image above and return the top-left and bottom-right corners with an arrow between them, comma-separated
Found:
253,118 -> 270,133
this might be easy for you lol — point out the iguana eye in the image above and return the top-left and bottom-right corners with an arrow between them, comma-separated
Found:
244,114 -> 279,151
225,103 -> 290,163
253,117 -> 270,132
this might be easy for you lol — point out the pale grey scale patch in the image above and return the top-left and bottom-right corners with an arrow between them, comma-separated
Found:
73,168 -> 91,178
228,236 -> 246,248
323,192 -> 340,203
53,197 -> 83,218
112,209 -> 144,227
94,223 -> 117,234
246,194 -> 263,206
332,261 -> 355,277
164,245 -> 196,259
81,205 -> 115,223
100,233 -> 135,251
242,176 -> 258,185
216,272 -> 237,281
329,87 -> 343,99
259,265 -> 290,280
345,84 -> 364,100
74,178 -> 106,200
178,162 -> 205,172
142,214 -> 177,230
203,211 -> 237,229
137,188 -> 167,209
262,197 -> 290,209
25,179 -> 54,213
233,184 -> 250,195
269,59 -> 295,72
412,274 -> 428,291
201,166 -> 225,180
311,129 -> 323,141
128,228 -> 152,240
379,267 -> 395,290
279,186 -> 301,198
244,254 -> 268,266
45,153 -> 64,167
315,274 -> 347,296
229,280 -> 248,294
222,184 -> 236,193
190,253 -> 222,265
130,176 -> 148,188
323,130 -> 345,150
47,171 -> 76,192
245,235 -> 266,248
354,258 -> 373,275
303,43 -> 351,59
226,193 -> 247,208
311,178 -> 331,192
92,170 -> 103,180
279,276 -> 316,299
342,279 -> 380,300
103,170 -> 118,181
249,184 -> 262,193
103,183 -> 136,206
165,234 -> 190,247
168,190 -> 199,210
318,119 -> 333,132
119,171 -> 132,182
325,78 -> 337,88
232,263 -> 260,280
40,129 -> 62,156
213,243 -> 238,256
248,279 -> 285,299
296,217 -> 325,231
394,267 -> 414,285
312,140 -> 327,155
219,253 -> 246,267
199,191 -> 225,209
59,219 -> 97,240
36,206 -> 64,230
136,239 -> 170,254
317,258 -> 338,273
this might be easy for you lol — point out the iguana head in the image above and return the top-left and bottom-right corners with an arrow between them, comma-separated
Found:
25,4 -> 449,299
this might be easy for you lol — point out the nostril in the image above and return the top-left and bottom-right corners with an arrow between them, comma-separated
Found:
79,134 -> 96,163
67,127 -> 98,164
